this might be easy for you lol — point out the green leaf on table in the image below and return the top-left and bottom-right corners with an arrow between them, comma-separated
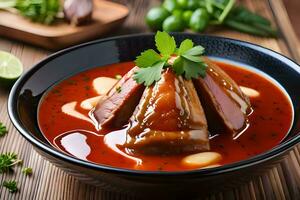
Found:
0,122 -> 8,137
3,180 -> 18,193
0,153 -> 23,173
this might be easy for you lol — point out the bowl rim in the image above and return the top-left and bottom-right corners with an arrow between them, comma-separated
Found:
7,32 -> 300,177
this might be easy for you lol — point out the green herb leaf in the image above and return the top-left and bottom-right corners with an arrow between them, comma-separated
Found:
178,39 -> 194,55
15,0 -> 60,24
22,167 -> 32,176
134,31 -> 207,86
3,180 -> 18,193
133,61 -> 165,86
182,54 -> 203,63
135,49 -> 161,68
173,57 -> 184,75
0,122 -> 8,137
185,45 -> 205,56
0,0 -> 60,24
155,31 -> 176,56
0,153 -> 22,173
174,57 -> 207,80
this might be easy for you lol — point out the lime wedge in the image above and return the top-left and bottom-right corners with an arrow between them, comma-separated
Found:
0,51 -> 23,87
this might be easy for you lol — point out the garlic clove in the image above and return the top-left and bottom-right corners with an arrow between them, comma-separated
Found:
182,152 -> 222,168
93,77 -> 118,95
64,0 -> 93,26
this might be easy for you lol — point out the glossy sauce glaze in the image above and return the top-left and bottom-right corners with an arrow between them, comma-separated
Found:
38,61 -> 293,171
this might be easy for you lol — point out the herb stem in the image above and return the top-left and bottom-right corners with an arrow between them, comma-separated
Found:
205,0 -> 213,14
218,0 -> 235,23
9,159 -> 23,167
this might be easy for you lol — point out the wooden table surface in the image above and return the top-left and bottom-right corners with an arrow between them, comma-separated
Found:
283,0 -> 300,40
1,0 -> 300,199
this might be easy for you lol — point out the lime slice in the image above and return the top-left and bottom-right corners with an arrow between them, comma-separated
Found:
0,51 -> 23,87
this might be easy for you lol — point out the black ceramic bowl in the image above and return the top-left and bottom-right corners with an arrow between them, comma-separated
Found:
8,33 -> 300,198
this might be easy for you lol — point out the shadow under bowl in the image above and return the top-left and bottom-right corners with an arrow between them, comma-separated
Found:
8,33 -> 300,198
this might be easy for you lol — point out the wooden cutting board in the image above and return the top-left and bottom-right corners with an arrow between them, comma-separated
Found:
0,0 -> 129,50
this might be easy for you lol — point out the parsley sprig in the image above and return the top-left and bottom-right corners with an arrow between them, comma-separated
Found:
133,31 -> 207,86
0,122 -> 32,194
0,153 -> 23,173
0,122 -> 8,137
3,180 -> 18,193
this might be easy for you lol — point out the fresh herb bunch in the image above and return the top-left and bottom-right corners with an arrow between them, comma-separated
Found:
0,152 -> 22,173
0,122 -> 8,137
146,0 -> 277,37
0,0 -> 60,24
134,31 -> 207,86
3,180 -> 18,193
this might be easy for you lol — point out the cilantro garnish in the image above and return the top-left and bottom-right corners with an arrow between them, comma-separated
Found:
135,49 -> 161,68
134,61 -> 165,86
3,180 -> 18,193
0,122 -> 8,137
155,31 -> 176,57
173,43 -> 207,80
133,31 -> 207,86
0,153 -> 23,173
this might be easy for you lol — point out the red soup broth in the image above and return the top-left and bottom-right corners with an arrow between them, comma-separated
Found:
38,61 -> 293,171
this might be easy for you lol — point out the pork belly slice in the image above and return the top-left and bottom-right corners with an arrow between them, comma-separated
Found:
193,58 -> 251,137
93,67 -> 145,129
125,69 -> 209,154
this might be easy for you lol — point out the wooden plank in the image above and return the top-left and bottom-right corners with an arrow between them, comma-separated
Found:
282,0 -> 300,46
0,0 -> 299,199
269,0 -> 300,62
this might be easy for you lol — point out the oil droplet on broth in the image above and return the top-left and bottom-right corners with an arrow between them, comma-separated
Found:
53,130 -> 101,160
53,129 -> 142,166
104,128 -> 142,165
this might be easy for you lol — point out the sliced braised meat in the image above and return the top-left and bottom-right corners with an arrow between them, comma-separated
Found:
125,69 -> 209,154
193,58 -> 251,137
93,67 -> 145,129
